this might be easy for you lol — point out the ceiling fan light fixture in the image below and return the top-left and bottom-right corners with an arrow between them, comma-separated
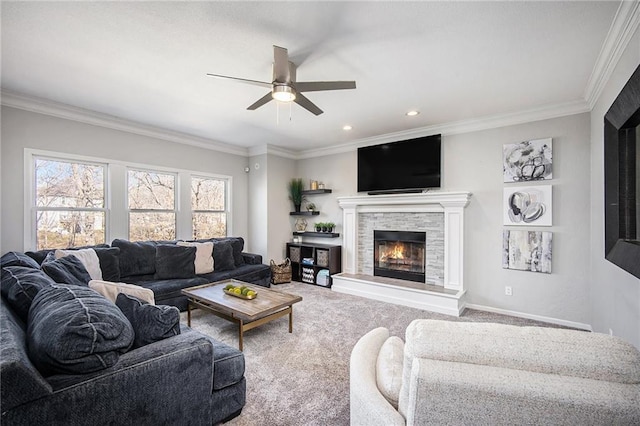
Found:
406,110 -> 420,116
272,85 -> 296,102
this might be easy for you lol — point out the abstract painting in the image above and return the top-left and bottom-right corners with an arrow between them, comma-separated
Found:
504,185 -> 552,226
502,230 -> 553,273
503,138 -> 552,182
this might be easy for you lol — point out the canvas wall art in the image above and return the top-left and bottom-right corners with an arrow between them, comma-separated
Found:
502,230 -> 553,273
503,185 -> 552,226
503,138 -> 552,182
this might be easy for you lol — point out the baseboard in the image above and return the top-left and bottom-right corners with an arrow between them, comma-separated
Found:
465,303 -> 593,331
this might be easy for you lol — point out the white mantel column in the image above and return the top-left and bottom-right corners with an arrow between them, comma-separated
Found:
341,204 -> 358,274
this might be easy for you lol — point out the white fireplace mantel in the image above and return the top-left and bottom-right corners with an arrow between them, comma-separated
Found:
333,191 -> 472,316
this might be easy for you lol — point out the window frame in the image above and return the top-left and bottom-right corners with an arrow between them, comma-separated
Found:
126,167 -> 178,241
190,174 -> 229,239
24,149 -> 233,250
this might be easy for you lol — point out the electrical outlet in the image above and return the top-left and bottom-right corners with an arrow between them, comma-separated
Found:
505,286 -> 513,296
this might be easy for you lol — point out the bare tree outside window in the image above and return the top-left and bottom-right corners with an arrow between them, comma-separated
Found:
192,176 -> 227,238
34,158 -> 106,249
128,170 -> 176,241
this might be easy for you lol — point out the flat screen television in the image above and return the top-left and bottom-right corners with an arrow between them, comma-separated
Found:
357,134 -> 441,194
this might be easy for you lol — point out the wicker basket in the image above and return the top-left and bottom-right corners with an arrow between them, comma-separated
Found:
270,258 -> 292,284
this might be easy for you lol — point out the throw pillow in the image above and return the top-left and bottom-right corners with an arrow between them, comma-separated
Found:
25,244 -> 110,265
154,244 -> 196,280
27,284 -> 134,375
111,239 -> 160,277
229,238 -> 245,266
376,336 -> 404,409
213,241 -> 235,271
55,248 -> 103,280
41,255 -> 92,287
93,247 -> 121,282
1,266 -> 56,322
0,251 -> 41,270
176,241 -> 214,274
89,279 -> 155,305
115,293 -> 180,349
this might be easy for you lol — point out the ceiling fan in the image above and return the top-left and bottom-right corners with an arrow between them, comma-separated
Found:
207,45 -> 356,116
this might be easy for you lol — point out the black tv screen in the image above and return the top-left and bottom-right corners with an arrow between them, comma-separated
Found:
357,134 -> 441,194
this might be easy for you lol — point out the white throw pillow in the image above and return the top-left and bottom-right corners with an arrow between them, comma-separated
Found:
177,241 -> 214,274
89,280 -> 155,305
376,335 -> 404,409
55,248 -> 103,280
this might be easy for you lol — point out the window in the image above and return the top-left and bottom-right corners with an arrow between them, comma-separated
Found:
34,157 -> 106,249
27,150 -> 233,249
128,169 -> 176,241
191,176 -> 227,238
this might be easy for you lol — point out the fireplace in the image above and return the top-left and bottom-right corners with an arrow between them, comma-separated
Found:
374,230 -> 426,283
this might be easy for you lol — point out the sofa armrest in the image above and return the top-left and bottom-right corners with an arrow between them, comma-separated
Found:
3,330 -> 215,426
242,252 -> 263,265
406,358 -> 640,426
350,327 -> 405,426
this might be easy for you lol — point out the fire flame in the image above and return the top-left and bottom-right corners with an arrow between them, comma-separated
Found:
380,243 -> 405,262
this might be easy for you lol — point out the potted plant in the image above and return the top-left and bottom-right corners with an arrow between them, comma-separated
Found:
315,222 -> 323,232
326,222 -> 335,233
306,202 -> 316,212
321,223 -> 328,232
288,178 -> 306,212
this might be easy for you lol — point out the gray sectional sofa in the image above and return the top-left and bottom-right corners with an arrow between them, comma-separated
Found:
0,237 -> 266,425
25,237 -> 272,310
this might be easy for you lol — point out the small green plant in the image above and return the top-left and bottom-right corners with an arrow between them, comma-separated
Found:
288,178 -> 306,211
326,222 -> 335,232
315,222 -> 324,232
306,202 -> 316,211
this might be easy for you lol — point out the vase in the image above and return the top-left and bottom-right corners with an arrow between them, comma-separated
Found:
294,203 -> 301,212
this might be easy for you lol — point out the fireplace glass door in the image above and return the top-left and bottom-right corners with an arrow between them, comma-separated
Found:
374,230 -> 426,283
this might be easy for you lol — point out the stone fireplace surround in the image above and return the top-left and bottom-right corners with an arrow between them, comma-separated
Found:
332,191 -> 472,316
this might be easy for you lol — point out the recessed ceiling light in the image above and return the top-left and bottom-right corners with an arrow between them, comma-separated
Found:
406,110 -> 420,116
343,125 -> 353,131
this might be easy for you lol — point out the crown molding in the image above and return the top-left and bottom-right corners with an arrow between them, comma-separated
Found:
248,144 -> 297,159
0,90 -> 250,157
296,99 -> 590,160
584,0 -> 640,109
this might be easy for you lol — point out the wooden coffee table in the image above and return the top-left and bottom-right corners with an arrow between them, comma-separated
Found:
181,279 -> 303,351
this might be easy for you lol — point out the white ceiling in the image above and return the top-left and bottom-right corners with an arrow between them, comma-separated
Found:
0,1 -> 622,155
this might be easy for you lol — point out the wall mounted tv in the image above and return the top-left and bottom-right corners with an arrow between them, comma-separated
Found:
357,134 -> 441,194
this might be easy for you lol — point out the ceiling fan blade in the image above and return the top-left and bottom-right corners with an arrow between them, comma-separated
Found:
294,93 -> 324,115
295,81 -> 356,92
273,45 -> 290,83
206,73 -> 272,88
247,92 -> 274,110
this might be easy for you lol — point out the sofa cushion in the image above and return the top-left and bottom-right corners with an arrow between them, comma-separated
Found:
1,267 -> 56,322
213,241 -> 235,271
116,293 -> 180,349
1,252 -> 41,270
55,248 -> 103,280
112,239 -> 164,277
89,279 -> 155,305
154,244 -> 196,280
27,284 -> 134,375
376,336 -> 404,409
207,336 -> 246,390
41,255 -> 92,286
177,241 -> 214,274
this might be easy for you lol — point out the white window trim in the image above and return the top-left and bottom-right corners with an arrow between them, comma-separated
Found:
24,148 -> 233,250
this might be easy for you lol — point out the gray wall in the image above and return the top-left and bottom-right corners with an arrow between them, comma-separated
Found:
297,113 -> 593,328
589,28 -> 640,347
1,106 -> 250,252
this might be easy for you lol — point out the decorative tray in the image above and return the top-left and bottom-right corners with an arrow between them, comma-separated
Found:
223,288 -> 257,300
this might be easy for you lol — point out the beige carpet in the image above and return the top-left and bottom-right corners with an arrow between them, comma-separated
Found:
181,282 -> 567,426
